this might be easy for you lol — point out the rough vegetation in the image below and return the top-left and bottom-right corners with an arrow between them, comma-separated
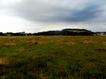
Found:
0,36 -> 106,79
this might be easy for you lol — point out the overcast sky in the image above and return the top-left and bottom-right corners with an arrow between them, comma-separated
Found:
0,0 -> 106,32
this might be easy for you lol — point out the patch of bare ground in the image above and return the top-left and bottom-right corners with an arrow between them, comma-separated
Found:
0,57 -> 10,65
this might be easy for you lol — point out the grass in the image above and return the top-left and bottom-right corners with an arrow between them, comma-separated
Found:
0,36 -> 106,79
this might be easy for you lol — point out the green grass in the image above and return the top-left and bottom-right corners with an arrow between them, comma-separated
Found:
0,36 -> 106,79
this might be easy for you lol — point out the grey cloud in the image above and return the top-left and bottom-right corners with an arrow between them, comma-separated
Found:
0,0 -> 105,23
37,5 -> 100,22
8,0 -> 101,23
62,5 -> 100,22
0,0 -> 106,32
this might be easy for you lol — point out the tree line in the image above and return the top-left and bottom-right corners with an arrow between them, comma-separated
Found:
0,29 -> 95,36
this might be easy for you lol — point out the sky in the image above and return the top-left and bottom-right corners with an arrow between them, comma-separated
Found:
0,0 -> 106,33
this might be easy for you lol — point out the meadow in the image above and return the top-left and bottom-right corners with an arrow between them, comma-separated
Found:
0,36 -> 106,79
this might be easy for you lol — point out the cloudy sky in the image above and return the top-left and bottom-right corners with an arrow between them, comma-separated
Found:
0,0 -> 106,32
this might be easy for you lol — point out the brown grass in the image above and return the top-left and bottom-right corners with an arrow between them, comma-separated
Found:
63,42 -> 79,45
1,43 -> 16,47
102,42 -> 106,45
31,41 -> 48,45
82,40 -> 93,44
0,57 -> 10,65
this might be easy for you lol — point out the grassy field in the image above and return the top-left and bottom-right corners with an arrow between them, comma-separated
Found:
0,36 -> 106,79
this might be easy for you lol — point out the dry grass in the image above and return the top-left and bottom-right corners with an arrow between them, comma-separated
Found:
0,57 -> 10,65
0,36 -> 105,79
63,42 -> 79,45
0,43 -> 16,47
31,41 -> 48,45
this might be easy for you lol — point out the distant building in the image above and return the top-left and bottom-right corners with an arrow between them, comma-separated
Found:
96,32 -> 106,36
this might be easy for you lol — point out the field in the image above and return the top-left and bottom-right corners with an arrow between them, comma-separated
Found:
0,36 -> 106,79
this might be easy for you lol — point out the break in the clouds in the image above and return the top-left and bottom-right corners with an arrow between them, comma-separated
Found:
0,0 -> 106,32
